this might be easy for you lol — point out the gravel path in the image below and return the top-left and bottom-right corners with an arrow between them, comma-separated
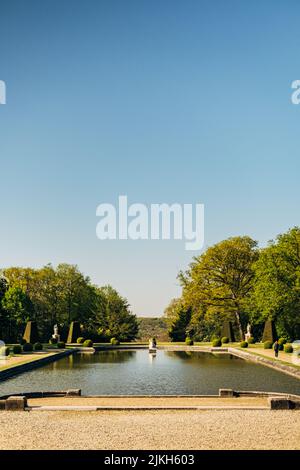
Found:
0,409 -> 299,449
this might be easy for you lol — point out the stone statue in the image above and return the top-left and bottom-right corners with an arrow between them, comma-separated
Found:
149,337 -> 157,352
245,323 -> 251,341
52,324 -> 60,342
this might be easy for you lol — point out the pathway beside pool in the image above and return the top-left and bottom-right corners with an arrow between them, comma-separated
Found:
27,396 -> 268,410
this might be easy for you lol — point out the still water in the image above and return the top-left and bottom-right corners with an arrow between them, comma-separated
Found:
1,350 -> 300,396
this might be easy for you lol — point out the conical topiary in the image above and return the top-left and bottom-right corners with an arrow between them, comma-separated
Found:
221,321 -> 235,342
23,321 -> 39,344
67,321 -> 81,344
262,320 -> 277,343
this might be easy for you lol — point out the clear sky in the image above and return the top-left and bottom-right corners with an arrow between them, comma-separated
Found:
0,0 -> 300,316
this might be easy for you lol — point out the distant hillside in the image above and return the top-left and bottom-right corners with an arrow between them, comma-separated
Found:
137,317 -> 169,341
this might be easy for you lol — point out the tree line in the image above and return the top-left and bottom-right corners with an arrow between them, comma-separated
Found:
0,264 -> 138,343
164,227 -> 300,342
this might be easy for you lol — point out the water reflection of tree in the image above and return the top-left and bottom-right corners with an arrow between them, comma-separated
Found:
49,350 -> 136,369
166,351 -> 237,362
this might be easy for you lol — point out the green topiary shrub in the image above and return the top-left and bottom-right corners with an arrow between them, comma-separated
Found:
284,343 -> 293,353
262,320 -> 277,343
83,339 -> 93,347
240,341 -> 248,348
34,342 -> 43,351
110,337 -> 120,345
57,341 -> 65,349
221,321 -> 235,342
13,344 -> 22,354
23,321 -> 40,344
19,338 -> 27,345
49,337 -> 57,344
278,338 -> 287,345
221,336 -> 229,344
0,346 -> 10,356
67,321 -> 81,344
247,337 -> 255,344
264,340 -> 273,349
212,338 -> 222,347
77,337 -> 85,344
185,337 -> 194,345
23,342 -> 33,352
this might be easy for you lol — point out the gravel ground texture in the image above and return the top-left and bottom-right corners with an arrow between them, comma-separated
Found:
0,409 -> 299,450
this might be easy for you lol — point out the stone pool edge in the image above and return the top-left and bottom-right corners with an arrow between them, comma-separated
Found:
228,347 -> 300,381
0,348 -> 77,382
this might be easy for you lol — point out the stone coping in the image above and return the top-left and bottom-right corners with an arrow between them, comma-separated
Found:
0,349 -> 76,382
228,347 -> 300,380
1,389 -> 300,411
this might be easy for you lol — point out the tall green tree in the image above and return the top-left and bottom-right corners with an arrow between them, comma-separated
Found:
251,227 -> 300,339
166,301 -> 192,342
1,286 -> 34,340
180,236 -> 259,339
97,285 -> 138,341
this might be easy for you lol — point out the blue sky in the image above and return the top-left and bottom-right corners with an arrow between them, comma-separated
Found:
0,0 -> 300,316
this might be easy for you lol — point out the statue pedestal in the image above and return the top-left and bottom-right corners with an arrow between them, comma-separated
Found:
245,333 -> 251,342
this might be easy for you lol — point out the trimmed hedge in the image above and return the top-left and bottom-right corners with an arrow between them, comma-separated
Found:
185,337 -> 194,346
57,341 -> 65,349
247,337 -> 255,344
221,337 -> 229,344
284,343 -> 293,353
77,337 -> 85,344
22,342 -> 33,352
34,342 -> 43,351
278,338 -> 287,345
263,341 -> 273,349
49,337 -> 57,344
12,344 -> 22,354
110,337 -> 120,345
0,346 -> 10,356
83,339 -> 93,347
212,338 -> 222,347
240,341 -> 248,348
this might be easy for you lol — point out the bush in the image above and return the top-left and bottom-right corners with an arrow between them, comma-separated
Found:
83,339 -> 93,347
264,341 -> 273,349
57,341 -> 65,349
34,342 -> 43,351
13,344 -> 22,354
221,336 -> 229,344
185,337 -> 194,346
212,338 -> 222,347
247,337 -> 255,344
284,343 -> 293,353
0,346 -> 10,356
49,337 -> 57,344
278,338 -> 287,345
77,337 -> 85,344
240,341 -> 248,348
19,338 -> 27,345
110,337 -> 120,345
23,342 -> 33,352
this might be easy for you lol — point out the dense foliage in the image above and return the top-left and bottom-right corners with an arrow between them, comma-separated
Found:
164,228 -> 300,343
137,317 -> 168,341
0,264 -> 138,343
